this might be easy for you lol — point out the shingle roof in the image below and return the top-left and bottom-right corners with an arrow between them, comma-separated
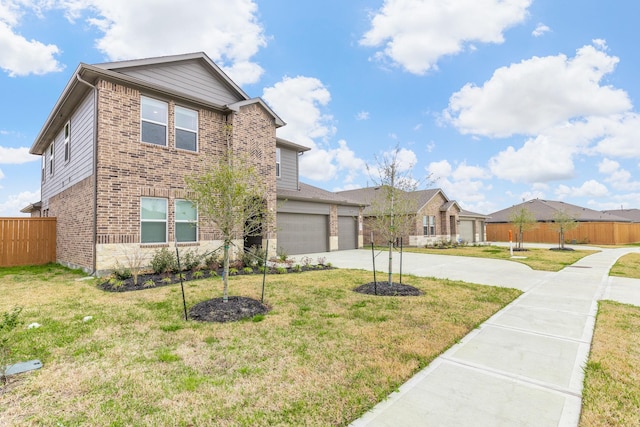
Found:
487,199 -> 632,223
336,187 -> 449,215
460,209 -> 489,219
277,183 -> 363,206
602,209 -> 640,222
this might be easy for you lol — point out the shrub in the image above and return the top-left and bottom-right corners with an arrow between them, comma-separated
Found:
205,254 -> 221,271
292,264 -> 302,272
112,262 -> 132,280
229,268 -> 239,275
316,256 -> 327,266
143,279 -> 156,288
300,256 -> 313,267
151,248 -> 177,274
243,267 -> 254,274
243,245 -> 266,268
180,249 -> 203,271
275,266 -> 287,274
192,271 -> 205,280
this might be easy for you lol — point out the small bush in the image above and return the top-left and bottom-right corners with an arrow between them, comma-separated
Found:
143,279 -> 156,288
243,267 -> 254,274
205,254 -> 221,271
112,262 -> 132,280
151,248 -> 178,274
243,245 -> 267,268
180,249 -> 203,271
275,266 -> 287,274
229,268 -> 239,275
192,271 -> 205,280
292,264 -> 302,272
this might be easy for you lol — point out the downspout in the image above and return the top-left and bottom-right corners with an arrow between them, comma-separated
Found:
75,73 -> 99,275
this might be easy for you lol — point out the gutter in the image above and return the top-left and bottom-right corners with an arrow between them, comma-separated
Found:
75,72 -> 99,275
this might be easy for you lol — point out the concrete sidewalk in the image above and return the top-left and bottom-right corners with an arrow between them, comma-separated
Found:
296,247 -> 640,426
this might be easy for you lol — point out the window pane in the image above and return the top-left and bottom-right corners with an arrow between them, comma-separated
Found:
141,97 -> 167,124
175,200 -> 196,221
176,129 -> 197,151
141,222 -> 166,243
176,223 -> 197,242
175,106 -> 197,131
141,198 -> 167,220
142,121 -> 167,146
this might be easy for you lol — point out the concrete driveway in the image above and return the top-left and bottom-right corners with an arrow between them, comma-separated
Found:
293,246 -> 640,426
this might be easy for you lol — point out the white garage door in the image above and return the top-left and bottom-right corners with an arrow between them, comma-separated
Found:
277,213 -> 328,255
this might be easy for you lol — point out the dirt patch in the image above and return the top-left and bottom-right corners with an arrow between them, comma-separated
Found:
353,282 -> 423,296
189,296 -> 270,323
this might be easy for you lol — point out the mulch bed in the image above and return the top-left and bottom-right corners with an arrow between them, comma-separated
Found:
189,296 -> 270,323
98,265 -> 334,292
353,281 -> 423,296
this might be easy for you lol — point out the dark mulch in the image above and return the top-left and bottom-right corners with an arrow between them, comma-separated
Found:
189,296 -> 270,323
353,281 -> 423,296
550,247 -> 575,251
99,265 -> 334,292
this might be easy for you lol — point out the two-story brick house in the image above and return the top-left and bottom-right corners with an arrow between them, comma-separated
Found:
24,53 -> 277,273
24,52 -> 365,274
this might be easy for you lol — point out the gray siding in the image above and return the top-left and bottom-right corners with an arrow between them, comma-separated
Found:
338,206 -> 360,216
119,60 -> 241,106
277,146 -> 299,190
277,200 -> 330,215
42,91 -> 95,208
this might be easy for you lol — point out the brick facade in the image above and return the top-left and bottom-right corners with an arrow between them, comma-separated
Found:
47,176 -> 95,270
92,79 -> 277,273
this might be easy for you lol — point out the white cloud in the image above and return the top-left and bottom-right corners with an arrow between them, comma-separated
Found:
554,180 -> 608,199
593,113 -> 640,158
263,76 -> 365,183
0,168 -> 4,180
444,42 -> 631,137
427,160 -> 493,212
0,146 -> 39,164
598,158 -> 619,174
0,1 -> 62,77
489,135 -> 576,183
0,189 -> 40,216
360,0 -> 531,74
532,23 -> 550,37
385,147 -> 417,172
356,111 -> 370,121
597,158 -> 640,191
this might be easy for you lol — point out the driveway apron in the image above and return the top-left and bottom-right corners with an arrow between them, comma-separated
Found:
298,248 -> 638,426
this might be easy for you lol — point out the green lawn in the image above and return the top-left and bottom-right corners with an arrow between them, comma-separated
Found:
402,244 -> 598,271
0,264 -> 520,426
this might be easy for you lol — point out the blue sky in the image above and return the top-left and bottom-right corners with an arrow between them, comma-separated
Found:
2,0 -> 640,216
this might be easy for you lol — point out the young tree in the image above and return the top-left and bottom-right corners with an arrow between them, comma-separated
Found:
508,206 -> 537,250
366,146 -> 422,285
185,132 -> 271,303
551,210 -> 578,249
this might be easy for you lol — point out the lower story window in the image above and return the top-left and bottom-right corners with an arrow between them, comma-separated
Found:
175,199 -> 197,242
141,197 -> 167,243
423,215 -> 436,236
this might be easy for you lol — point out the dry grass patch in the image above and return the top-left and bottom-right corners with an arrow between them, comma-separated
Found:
405,245 -> 597,271
0,264 -> 520,426
609,253 -> 640,279
580,301 -> 640,427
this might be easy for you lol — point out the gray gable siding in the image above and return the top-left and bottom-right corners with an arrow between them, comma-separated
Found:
117,60 -> 242,106
277,200 -> 330,215
277,146 -> 299,191
42,91 -> 95,208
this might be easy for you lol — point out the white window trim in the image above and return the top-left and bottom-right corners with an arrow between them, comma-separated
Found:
175,199 -> 198,242
140,197 -> 168,244
41,156 -> 46,183
276,147 -> 281,178
49,142 -> 54,176
63,121 -> 70,163
174,105 -> 198,152
140,96 -> 168,147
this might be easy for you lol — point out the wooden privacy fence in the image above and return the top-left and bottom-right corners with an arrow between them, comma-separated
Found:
486,222 -> 640,246
0,218 -> 56,267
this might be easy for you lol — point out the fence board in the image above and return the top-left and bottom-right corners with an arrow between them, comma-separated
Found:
0,218 -> 56,267
486,222 -> 640,246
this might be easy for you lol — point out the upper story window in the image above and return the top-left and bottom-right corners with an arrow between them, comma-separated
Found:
49,142 -> 54,176
141,197 -> 167,243
276,148 -> 281,178
175,106 -> 198,152
175,199 -> 197,242
141,96 -> 168,146
41,156 -> 45,183
63,121 -> 70,162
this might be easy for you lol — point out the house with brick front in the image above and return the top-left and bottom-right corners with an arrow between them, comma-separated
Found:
24,52 -> 363,274
336,187 -> 485,246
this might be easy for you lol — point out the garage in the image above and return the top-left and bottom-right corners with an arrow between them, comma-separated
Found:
338,216 -> 358,250
276,213 -> 328,255
459,219 -> 475,242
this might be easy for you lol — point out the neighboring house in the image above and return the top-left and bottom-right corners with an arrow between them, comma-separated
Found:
486,199 -> 638,244
23,52 -> 322,274
275,138 -> 365,255
602,209 -> 640,222
336,187 -> 469,246
459,209 -> 489,243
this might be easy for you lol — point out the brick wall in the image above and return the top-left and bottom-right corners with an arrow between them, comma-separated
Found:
47,176 -> 95,271
93,80 -> 277,271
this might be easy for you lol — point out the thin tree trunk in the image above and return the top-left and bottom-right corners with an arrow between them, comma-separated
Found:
223,241 -> 230,303
388,240 -> 393,285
